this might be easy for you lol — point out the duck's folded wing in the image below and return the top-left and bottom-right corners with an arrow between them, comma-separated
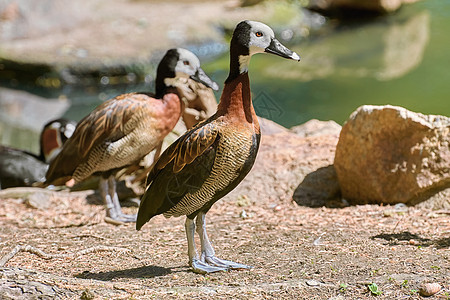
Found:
137,122 -> 219,229
147,120 -> 219,182
45,93 -> 151,184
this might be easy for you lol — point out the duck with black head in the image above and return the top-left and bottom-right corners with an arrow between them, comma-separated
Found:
44,48 -> 218,224
0,119 -> 76,189
136,20 -> 300,274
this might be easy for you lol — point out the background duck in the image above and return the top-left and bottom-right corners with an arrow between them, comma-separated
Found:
179,78 -> 218,129
136,20 -> 300,274
44,48 -> 218,224
117,77 -> 218,196
0,118 -> 76,189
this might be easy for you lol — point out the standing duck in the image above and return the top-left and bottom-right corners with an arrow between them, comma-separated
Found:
44,48 -> 218,224
0,118 -> 76,189
136,20 -> 300,274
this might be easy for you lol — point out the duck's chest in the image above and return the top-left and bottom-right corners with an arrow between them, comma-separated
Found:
215,125 -> 260,173
164,124 -> 260,218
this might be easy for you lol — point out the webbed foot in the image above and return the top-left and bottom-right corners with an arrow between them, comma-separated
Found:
203,253 -> 251,270
190,258 -> 228,274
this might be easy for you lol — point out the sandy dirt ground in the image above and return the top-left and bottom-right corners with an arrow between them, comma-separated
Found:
0,129 -> 449,299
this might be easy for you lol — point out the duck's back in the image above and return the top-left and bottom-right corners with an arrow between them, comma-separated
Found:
0,146 -> 47,188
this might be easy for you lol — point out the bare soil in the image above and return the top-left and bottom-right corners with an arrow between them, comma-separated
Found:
0,129 -> 449,299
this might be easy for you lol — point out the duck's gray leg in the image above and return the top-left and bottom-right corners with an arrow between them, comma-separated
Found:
102,176 -> 136,223
185,217 -> 226,274
196,212 -> 251,270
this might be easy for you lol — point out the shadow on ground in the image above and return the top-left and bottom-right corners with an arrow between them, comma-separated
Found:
371,231 -> 450,249
74,265 -> 183,280
293,165 -> 344,208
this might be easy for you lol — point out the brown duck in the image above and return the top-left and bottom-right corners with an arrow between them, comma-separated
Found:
136,20 -> 300,274
44,48 -> 218,223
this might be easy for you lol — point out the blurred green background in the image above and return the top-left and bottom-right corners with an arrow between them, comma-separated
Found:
209,0 -> 449,127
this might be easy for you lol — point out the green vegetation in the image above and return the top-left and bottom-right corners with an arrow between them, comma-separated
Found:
339,283 -> 348,293
368,283 -> 382,296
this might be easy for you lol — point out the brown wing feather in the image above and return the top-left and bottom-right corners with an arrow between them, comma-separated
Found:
146,119 -> 219,185
45,92 -> 155,184
76,95 -> 143,157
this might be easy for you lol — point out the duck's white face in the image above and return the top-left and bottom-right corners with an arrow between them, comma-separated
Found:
164,48 -> 219,91
246,21 -> 275,55
174,48 -> 201,78
237,20 -> 300,74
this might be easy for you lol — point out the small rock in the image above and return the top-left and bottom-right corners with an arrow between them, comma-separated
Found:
80,288 -> 95,300
383,210 -> 394,217
306,279 -> 321,286
273,205 -> 282,211
25,192 -> 51,210
356,280 -> 373,286
409,239 -> 419,245
313,236 -> 323,246
384,204 -> 408,217
419,282 -> 441,297
394,203 -> 408,212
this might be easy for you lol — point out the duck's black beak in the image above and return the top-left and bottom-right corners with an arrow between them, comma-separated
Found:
190,68 -> 219,91
265,38 -> 300,61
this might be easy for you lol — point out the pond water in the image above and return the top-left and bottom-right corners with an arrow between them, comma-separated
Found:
0,0 -> 449,154
204,0 -> 450,127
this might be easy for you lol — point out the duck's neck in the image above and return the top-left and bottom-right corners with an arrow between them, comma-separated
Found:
225,41 -> 250,84
155,78 -> 167,99
39,128 -> 60,163
217,72 -> 256,124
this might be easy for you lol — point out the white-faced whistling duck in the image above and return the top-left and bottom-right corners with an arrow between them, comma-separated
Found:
0,118 -> 76,189
136,20 -> 300,274
44,48 -> 219,224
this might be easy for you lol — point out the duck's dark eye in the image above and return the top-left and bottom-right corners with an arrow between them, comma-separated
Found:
183,60 -> 190,66
255,32 -> 263,37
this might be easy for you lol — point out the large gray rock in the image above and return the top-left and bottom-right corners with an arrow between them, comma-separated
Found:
334,105 -> 450,205
0,87 -> 70,153
0,0 -> 89,41
290,119 -> 341,138
0,0 -> 308,85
